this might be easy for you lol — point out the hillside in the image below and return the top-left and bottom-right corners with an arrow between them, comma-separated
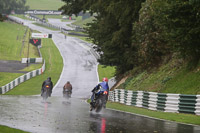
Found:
115,56 -> 200,95
0,22 -> 39,60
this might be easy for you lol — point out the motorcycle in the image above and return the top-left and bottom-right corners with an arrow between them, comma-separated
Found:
41,85 -> 50,100
63,90 -> 72,99
90,86 -> 108,112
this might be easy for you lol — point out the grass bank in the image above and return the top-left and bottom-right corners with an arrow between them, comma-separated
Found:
106,101 -> 200,125
118,58 -> 200,95
72,16 -> 95,28
5,38 -> 63,95
0,125 -> 28,133
0,21 -> 42,87
0,73 -> 23,86
0,22 -> 39,60
98,65 -> 116,81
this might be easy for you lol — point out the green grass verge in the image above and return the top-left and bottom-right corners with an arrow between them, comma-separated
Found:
0,21 -> 41,87
0,72 -> 23,86
5,38 -> 63,95
0,125 -> 28,133
0,22 -> 31,60
26,0 -> 65,10
106,101 -> 200,125
72,16 -> 95,28
0,64 -> 42,87
66,34 -> 93,43
98,65 -> 116,81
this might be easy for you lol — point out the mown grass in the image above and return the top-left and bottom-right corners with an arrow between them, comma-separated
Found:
0,21 -> 41,87
5,38 -> 63,95
72,16 -> 95,28
106,102 -> 200,125
98,65 -> 116,81
0,22 -> 39,60
0,63 -> 42,87
0,125 -> 29,133
22,28 -> 40,58
75,36 -> 92,43
0,22 -> 25,60
26,0 -> 65,10
0,72 -> 23,86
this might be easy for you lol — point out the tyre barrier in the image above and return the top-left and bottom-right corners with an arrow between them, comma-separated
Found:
0,60 -> 45,94
109,89 -> 200,115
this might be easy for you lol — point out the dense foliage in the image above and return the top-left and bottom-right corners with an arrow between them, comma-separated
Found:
0,0 -> 28,15
60,0 -> 200,77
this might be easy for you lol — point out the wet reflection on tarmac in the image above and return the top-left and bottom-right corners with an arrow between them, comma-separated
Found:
0,95 -> 200,133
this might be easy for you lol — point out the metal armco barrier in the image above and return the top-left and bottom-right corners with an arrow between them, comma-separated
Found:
0,60 -> 45,94
109,89 -> 200,115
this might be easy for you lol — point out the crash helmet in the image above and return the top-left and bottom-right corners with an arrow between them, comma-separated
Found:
102,77 -> 108,82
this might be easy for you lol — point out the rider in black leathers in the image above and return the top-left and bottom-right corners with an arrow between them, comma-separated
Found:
41,77 -> 53,97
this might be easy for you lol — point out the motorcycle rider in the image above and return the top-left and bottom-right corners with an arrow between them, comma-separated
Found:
41,77 -> 53,97
90,77 -> 109,110
63,81 -> 73,97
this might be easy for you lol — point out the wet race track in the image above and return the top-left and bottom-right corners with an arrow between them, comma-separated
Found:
1,96 -> 200,133
0,16 -> 200,133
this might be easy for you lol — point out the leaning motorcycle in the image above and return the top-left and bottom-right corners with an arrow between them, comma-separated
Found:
90,86 -> 108,112
41,85 -> 50,100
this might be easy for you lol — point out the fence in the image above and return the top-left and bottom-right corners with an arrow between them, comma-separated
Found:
109,89 -> 200,115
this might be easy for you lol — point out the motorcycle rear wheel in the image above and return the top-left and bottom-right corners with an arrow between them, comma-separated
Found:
95,98 -> 103,113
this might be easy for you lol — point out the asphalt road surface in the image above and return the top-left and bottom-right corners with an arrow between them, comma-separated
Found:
1,96 -> 200,133
0,16 -> 200,133
0,60 -> 28,73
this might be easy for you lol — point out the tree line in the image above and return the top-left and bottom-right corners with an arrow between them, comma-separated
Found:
1,0 -> 199,79
0,0 -> 28,20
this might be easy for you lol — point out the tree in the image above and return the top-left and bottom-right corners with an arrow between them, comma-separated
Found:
154,0 -> 200,66
130,0 -> 171,69
60,0 -> 145,75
